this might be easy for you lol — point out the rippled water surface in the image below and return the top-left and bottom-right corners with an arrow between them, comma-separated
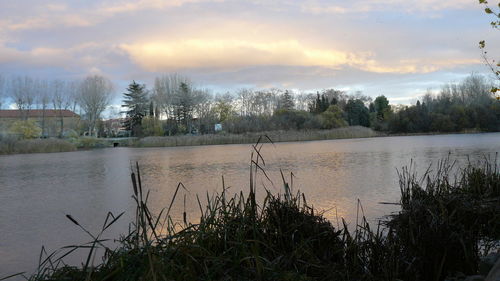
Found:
1,133 -> 499,276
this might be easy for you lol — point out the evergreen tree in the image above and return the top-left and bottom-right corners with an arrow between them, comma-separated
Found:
309,93 -> 330,114
373,95 -> 390,121
177,82 -> 192,131
279,90 -> 295,110
122,81 -> 149,136
345,99 -> 370,127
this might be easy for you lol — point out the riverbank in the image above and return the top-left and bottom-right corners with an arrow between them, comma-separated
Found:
0,137 -> 109,155
0,127 -> 495,155
136,128 -> 496,148
136,126 -> 378,147
0,126 -> 377,154
0,138 -> 77,154
8,151 -> 499,281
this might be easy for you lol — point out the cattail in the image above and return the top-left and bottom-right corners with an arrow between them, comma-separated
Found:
66,214 -> 79,226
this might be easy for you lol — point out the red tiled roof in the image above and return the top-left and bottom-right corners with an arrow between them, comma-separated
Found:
0,109 -> 79,118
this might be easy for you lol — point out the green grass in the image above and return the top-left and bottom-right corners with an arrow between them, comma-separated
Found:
4,141 -> 499,281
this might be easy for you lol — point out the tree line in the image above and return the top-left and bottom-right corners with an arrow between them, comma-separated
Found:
123,73 -> 498,137
0,72 -> 498,139
388,74 -> 499,133
0,74 -> 113,137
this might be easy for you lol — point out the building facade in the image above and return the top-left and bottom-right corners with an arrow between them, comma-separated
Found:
0,109 -> 80,137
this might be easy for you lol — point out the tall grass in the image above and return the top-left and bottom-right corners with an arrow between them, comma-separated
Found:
0,137 -> 77,154
388,155 -> 500,281
137,126 -> 378,147
4,141 -> 499,281
69,137 -> 110,149
0,136 -> 124,155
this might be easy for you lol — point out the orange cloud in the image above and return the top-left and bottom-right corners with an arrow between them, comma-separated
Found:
120,39 -> 478,74
121,39 -> 361,70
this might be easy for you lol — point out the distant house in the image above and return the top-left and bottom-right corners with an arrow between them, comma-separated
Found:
101,118 -> 127,137
0,109 -> 80,137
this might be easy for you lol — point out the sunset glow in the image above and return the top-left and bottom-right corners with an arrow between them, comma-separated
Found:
0,0 -> 498,102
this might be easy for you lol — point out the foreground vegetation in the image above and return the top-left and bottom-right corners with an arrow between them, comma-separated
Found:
5,141 -> 498,281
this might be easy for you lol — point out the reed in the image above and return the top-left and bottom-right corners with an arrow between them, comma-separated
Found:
388,154 -> 500,281
0,137 -> 77,154
137,126 -> 378,147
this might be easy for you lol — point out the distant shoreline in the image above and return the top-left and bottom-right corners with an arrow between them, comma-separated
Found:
134,126 -> 378,148
0,128 -> 496,155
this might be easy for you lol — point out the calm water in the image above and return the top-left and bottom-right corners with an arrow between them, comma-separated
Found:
1,133 -> 499,276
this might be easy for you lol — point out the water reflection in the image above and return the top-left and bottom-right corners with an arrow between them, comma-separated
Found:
0,133 -> 499,276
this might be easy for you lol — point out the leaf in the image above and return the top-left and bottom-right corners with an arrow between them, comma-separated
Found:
485,7 -> 493,13
479,40 -> 485,49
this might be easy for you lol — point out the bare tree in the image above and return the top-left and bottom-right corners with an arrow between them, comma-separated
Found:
10,76 -> 36,119
51,79 -> 76,137
192,88 -> 213,119
0,74 -> 5,109
36,79 -> 50,137
295,92 -> 315,111
78,75 -> 114,137
460,74 -> 493,105
251,90 -> 278,116
153,74 -> 191,119
236,88 -> 254,116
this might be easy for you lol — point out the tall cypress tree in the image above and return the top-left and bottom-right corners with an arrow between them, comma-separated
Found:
122,81 -> 148,136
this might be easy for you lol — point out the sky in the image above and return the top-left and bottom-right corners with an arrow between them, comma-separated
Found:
0,0 -> 499,105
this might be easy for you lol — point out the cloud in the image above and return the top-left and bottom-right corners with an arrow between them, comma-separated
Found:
0,14 -> 94,31
121,39 -> 355,70
0,42 -> 130,76
300,0 -> 475,15
0,0 -> 493,101
46,3 -> 68,12
120,38 -> 479,75
99,0 -> 224,15
0,0 -> 223,32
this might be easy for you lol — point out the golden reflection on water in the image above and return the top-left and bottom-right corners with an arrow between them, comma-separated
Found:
1,133 -> 499,275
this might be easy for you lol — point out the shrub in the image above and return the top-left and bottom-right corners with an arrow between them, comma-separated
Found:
9,120 -> 42,139
388,157 -> 500,280
141,116 -> 164,136
73,137 -> 108,149
319,105 -> 347,129
0,138 -> 76,154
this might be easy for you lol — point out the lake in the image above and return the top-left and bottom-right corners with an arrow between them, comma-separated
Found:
1,133 -> 499,277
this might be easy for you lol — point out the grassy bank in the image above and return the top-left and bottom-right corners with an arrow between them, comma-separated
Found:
3,127 -> 496,155
7,142 -> 498,281
0,127 -> 378,154
137,126 -> 378,147
0,136 -> 128,155
384,128 -> 488,137
0,137 -> 77,154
